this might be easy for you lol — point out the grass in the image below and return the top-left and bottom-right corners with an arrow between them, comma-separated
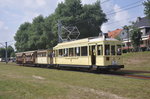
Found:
0,52 -> 150,99
123,51 -> 150,72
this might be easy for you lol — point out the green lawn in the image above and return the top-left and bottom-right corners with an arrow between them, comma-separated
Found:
0,52 -> 150,99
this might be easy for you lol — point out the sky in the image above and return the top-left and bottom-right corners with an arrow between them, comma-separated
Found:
0,0 -> 147,48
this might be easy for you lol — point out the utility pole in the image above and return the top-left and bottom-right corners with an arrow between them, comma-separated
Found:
5,42 -> 8,64
58,20 -> 62,43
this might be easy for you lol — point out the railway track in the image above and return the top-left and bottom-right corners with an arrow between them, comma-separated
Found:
102,70 -> 150,80
16,64 -> 150,80
123,74 -> 150,80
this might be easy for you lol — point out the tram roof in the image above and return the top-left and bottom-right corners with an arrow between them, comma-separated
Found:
61,37 -> 118,43
54,37 -> 119,48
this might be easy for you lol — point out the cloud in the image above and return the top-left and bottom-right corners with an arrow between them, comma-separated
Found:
113,4 -> 130,25
36,0 -> 46,6
0,21 -> 8,30
81,0 -> 97,4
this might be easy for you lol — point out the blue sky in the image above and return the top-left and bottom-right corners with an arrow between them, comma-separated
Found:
0,0 -> 147,48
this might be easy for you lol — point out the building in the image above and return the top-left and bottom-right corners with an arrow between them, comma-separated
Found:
108,29 -> 131,51
108,17 -> 150,51
108,29 -> 123,39
133,17 -> 150,50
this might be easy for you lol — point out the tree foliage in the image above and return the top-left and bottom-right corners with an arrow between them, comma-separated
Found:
144,0 -> 150,18
0,48 -> 5,58
123,25 -> 142,51
14,0 -> 107,52
130,27 -> 142,51
0,46 -> 14,58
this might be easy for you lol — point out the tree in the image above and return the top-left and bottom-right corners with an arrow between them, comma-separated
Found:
14,0 -> 107,52
130,27 -> 142,51
79,1 -> 107,38
55,0 -> 107,39
0,46 -> 14,58
14,22 -> 31,52
0,48 -> 5,58
144,0 -> 150,18
29,15 -> 45,50
7,46 -> 15,57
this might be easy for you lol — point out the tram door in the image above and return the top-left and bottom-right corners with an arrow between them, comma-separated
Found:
90,45 -> 96,65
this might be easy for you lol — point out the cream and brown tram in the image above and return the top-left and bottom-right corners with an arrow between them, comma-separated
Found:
16,37 -> 124,71
53,37 -> 124,71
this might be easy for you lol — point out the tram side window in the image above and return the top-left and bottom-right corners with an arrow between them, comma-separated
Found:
75,47 -> 80,56
62,49 -> 65,56
59,49 -> 63,56
69,48 -> 74,56
111,45 -> 115,55
97,45 -> 103,55
105,45 -> 110,55
81,46 -> 87,56
64,48 -> 68,57
42,52 -> 46,57
117,45 -> 122,55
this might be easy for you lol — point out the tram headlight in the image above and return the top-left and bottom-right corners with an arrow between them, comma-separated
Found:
112,60 -> 117,65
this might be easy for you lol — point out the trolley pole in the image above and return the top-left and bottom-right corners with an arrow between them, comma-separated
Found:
5,42 -> 8,64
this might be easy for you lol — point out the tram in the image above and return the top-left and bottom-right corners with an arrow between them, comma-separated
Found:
53,36 -> 124,70
16,36 -> 124,71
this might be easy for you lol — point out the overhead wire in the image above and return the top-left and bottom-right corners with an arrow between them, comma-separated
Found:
105,0 -> 143,14
101,0 -> 145,29
106,3 -> 143,16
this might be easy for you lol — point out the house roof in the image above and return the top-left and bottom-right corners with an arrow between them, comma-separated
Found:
134,17 -> 150,28
108,29 -> 123,38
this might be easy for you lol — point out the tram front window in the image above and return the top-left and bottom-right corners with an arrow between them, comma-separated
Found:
111,45 -> 115,55
105,45 -> 110,55
117,45 -> 122,55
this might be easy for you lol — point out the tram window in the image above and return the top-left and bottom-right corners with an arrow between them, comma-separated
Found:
37,53 -> 40,57
62,49 -> 65,56
64,48 -> 68,57
97,45 -> 103,55
105,45 -> 110,55
111,45 -> 115,55
81,46 -> 87,56
117,45 -> 122,55
69,48 -> 74,56
42,53 -> 46,57
75,47 -> 80,56
59,49 -> 63,56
